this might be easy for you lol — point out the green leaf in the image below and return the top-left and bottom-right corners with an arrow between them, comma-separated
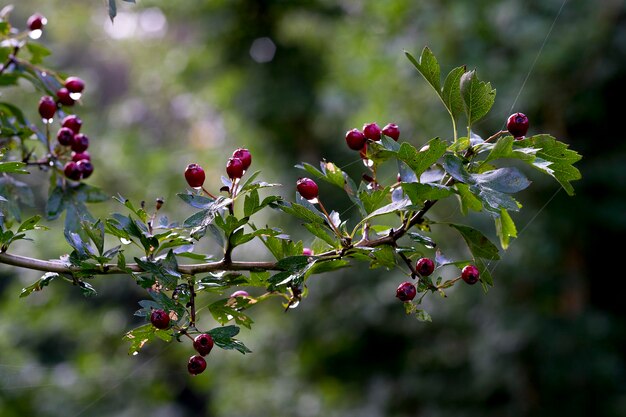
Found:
405,47 -> 441,94
178,193 -> 215,209
25,43 -> 51,65
82,220 -> 105,255
20,272 -> 58,298
449,224 -> 500,260
307,259 -> 350,276
0,161 -> 28,174
135,253 -> 181,290
397,138 -> 447,180
516,134 -> 582,196
407,232 -> 436,249
359,197 -> 411,225
46,186 -> 65,220
442,66 -> 466,120
17,215 -> 45,233
482,135 -> 536,164
208,325 -> 252,354
209,298 -> 254,329
123,324 -> 164,355
244,189 -> 260,217
460,69 -> 496,127
303,223 -> 340,248
369,245 -> 396,269
455,183 -> 482,215
272,201 -> 325,224
471,167 -> 531,194
476,257 -> 494,290
358,186 -> 390,214
401,183 -> 455,205
495,208 -> 517,250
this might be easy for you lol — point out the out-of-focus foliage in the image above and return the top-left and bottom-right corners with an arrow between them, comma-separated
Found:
0,1 -> 624,416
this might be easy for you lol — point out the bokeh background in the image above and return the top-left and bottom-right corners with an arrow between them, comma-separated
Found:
1,0 -> 625,416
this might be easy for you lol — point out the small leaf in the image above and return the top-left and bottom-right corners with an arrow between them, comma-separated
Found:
208,325 -> 252,354
455,183 -> 483,215
397,138 -> 447,180
369,245 -> 396,269
0,161 -> 28,174
449,223 -> 500,260
17,215 -> 44,233
401,183 -> 455,204
471,168 -> 531,194
405,47 -> 441,93
495,208 -> 517,250
460,69 -> 496,127
442,66 -> 466,119
20,272 -> 58,298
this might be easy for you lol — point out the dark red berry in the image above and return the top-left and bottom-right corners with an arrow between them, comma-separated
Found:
38,96 -> 57,119
232,148 -> 252,170
71,133 -> 89,152
396,281 -> 417,302
296,177 -> 318,200
226,157 -> 244,179
187,355 -> 207,375
416,257 -> 435,276
65,77 -> 85,94
77,160 -> 93,179
362,122 -> 382,141
507,112 -> 529,138
72,151 -> 91,162
184,163 -> 205,188
461,264 -> 480,285
345,128 -> 367,150
193,333 -> 214,356
382,123 -> 400,141
63,161 -> 81,181
150,309 -> 170,329
27,14 -> 47,31
56,127 -> 75,146
56,88 -> 75,106
62,115 -> 82,133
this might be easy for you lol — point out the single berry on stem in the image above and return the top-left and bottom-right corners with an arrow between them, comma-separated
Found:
416,257 -> 435,276
65,77 -> 85,93
345,128 -> 367,150
184,163 -> 206,188
507,112 -> 529,138
193,334 -> 215,356
27,13 -> 47,31
62,115 -> 82,133
188,355 -> 207,375
226,157 -> 244,179
38,96 -> 57,120
77,160 -> 94,179
461,264 -> 480,285
302,247 -> 313,256
232,148 -> 252,171
72,151 -> 90,162
363,122 -> 382,141
63,161 -> 81,181
382,123 -> 400,141
56,88 -> 75,106
396,281 -> 417,302
150,308 -> 170,329
71,133 -> 89,152
296,177 -> 318,200
56,127 -> 75,146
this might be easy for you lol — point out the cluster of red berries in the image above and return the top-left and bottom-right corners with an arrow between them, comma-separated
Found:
396,258 -> 480,302
345,122 -> 400,153
150,308 -> 214,376
37,74 -> 93,181
184,148 -> 252,189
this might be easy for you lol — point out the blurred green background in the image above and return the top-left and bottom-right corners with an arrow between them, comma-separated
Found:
1,0 -> 625,416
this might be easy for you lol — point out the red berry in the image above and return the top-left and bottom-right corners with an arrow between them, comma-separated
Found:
396,281 -> 417,302
302,247 -> 313,256
63,161 -> 81,181
56,88 -> 75,106
193,334 -> 215,356
362,122 -> 382,141
507,112 -> 529,138
65,77 -> 85,94
56,127 -> 75,146
382,123 -> 400,141
232,148 -> 252,171
62,115 -> 82,133
27,14 -> 47,31
150,309 -> 170,329
296,177 -> 318,200
226,157 -> 244,179
72,151 -> 91,162
71,133 -> 89,152
77,160 -> 94,179
461,264 -> 480,285
345,128 -> 367,150
38,96 -> 57,119
187,355 -> 207,375
416,257 -> 435,276
184,163 -> 205,188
